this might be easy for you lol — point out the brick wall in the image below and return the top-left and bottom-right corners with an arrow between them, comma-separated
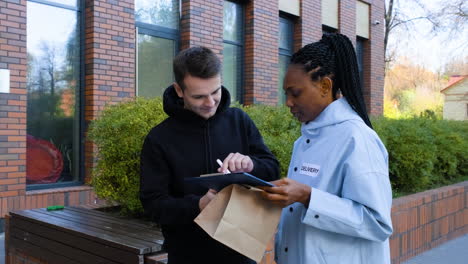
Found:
367,0 -> 385,116
294,0 -> 322,51
0,0 -> 27,199
180,0 -> 223,56
390,181 -> 468,264
244,0 -> 279,105
0,186 -> 102,219
84,0 -> 136,181
338,0 -> 356,45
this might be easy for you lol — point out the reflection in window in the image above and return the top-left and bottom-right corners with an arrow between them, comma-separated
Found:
278,16 -> 294,104
137,34 -> 175,97
26,1 -> 80,185
135,0 -> 179,29
135,0 -> 179,97
356,37 -> 365,90
222,1 -> 243,102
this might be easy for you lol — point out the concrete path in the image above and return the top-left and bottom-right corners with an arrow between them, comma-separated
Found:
402,234 -> 468,264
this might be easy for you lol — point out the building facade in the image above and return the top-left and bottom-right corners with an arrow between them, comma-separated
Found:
0,0 -> 385,222
441,76 -> 468,121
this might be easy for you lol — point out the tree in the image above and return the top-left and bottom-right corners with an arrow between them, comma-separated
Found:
442,55 -> 468,76
384,0 -> 467,65
429,1 -> 468,39
384,58 -> 444,118
385,0 -> 426,64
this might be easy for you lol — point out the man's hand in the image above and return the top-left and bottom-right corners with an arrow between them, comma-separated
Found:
260,178 -> 312,208
217,152 -> 254,173
199,189 -> 217,210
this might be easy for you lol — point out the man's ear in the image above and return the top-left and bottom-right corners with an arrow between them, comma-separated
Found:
320,77 -> 333,97
173,82 -> 184,98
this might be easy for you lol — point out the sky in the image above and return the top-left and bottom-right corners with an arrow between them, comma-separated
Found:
387,0 -> 467,73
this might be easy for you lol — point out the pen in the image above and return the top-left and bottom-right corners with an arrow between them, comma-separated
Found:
216,159 -> 231,174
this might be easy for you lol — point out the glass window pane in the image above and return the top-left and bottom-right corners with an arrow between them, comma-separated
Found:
356,38 -> 365,89
223,1 -> 242,42
137,34 -> 175,98
279,18 -> 293,51
27,2 -> 80,184
135,0 -> 179,29
222,43 -> 241,102
278,55 -> 290,104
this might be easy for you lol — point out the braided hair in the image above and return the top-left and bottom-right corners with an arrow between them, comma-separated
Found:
290,33 -> 373,129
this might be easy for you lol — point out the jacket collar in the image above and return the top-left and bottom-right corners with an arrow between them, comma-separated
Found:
301,97 -> 364,134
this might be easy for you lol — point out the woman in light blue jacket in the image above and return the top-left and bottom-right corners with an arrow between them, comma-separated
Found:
262,33 -> 393,264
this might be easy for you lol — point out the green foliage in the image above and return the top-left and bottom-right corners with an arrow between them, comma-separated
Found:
88,97 -> 167,215
89,97 -> 467,215
238,104 -> 301,177
373,117 -> 468,194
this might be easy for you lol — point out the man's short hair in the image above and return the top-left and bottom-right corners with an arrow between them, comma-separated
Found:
173,46 -> 221,90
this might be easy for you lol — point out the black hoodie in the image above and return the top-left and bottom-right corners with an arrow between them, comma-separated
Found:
140,85 -> 279,264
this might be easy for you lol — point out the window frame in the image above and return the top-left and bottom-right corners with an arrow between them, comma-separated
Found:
278,14 -> 294,104
26,0 -> 85,191
135,5 -> 180,97
222,0 -> 245,103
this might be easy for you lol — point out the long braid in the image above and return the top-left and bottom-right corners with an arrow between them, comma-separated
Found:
290,33 -> 373,129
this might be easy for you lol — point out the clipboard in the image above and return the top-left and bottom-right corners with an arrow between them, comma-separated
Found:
184,172 -> 275,192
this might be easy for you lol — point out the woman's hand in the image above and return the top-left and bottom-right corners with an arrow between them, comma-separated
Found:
260,178 -> 312,208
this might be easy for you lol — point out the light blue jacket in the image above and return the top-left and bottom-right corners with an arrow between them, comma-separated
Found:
275,98 -> 393,264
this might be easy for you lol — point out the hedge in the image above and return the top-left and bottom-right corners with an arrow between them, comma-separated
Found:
88,97 -> 468,215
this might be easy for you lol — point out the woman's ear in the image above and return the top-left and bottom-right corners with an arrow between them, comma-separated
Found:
320,77 -> 333,98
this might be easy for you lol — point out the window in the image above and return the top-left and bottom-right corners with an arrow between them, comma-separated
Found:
356,37 -> 365,90
26,0 -> 81,188
322,25 -> 337,34
322,0 -> 339,30
223,1 -> 244,103
135,0 -> 179,98
278,16 -> 294,104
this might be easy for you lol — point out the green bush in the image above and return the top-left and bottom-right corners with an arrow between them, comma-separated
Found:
89,97 -> 468,215
239,104 -> 300,177
88,97 -> 167,215
373,117 -> 468,194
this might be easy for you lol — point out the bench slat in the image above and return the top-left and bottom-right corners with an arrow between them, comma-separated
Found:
36,208 -> 163,244
68,206 -> 162,235
10,216 -> 142,264
10,210 -> 160,254
11,226 -> 121,264
10,236 -> 81,264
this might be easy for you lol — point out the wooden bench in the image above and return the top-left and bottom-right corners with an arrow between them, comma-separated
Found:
5,206 -> 167,264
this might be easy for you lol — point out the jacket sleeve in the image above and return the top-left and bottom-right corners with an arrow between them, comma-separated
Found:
301,137 -> 393,242
139,134 -> 201,226
243,112 -> 280,181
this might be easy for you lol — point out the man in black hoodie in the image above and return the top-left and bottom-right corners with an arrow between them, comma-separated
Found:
140,46 -> 279,264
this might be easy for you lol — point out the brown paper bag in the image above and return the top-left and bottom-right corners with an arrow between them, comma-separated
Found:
194,184 -> 282,262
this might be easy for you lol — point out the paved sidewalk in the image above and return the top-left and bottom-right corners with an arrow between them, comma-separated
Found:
402,234 -> 468,264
